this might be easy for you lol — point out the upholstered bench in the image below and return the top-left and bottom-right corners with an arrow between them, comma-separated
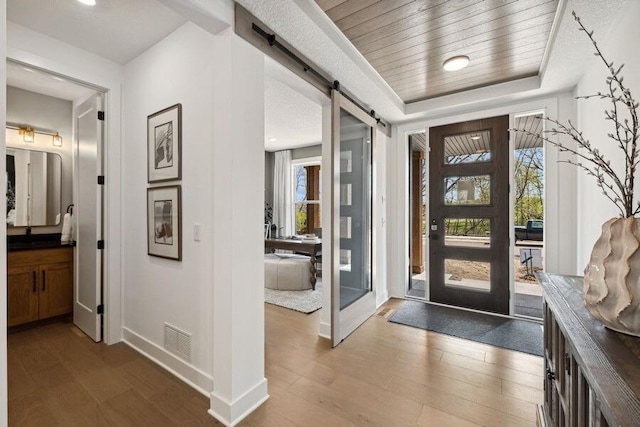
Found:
264,254 -> 312,291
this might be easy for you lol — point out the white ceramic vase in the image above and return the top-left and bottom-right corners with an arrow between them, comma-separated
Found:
584,217 -> 640,336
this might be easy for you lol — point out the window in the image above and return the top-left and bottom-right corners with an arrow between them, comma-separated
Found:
293,159 -> 321,235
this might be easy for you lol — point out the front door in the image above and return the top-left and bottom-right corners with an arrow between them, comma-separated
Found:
428,116 -> 510,314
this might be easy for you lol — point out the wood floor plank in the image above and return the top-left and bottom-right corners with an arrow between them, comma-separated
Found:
76,366 -> 133,403
417,405 -> 481,427
441,351 -> 543,391
27,362 -> 75,390
484,348 -> 544,376
116,357 -> 182,399
266,344 -> 339,386
40,381 -> 102,426
501,380 -> 545,405
101,389 -> 177,427
388,375 -> 535,427
329,374 -> 424,425
148,383 -> 221,426
9,392 -> 63,427
289,376 -> 414,427
7,349 -> 37,402
254,382 -> 353,427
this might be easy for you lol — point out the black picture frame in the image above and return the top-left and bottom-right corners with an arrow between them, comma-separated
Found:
147,185 -> 182,260
147,103 -> 182,183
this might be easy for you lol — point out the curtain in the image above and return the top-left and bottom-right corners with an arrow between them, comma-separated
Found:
273,150 -> 293,237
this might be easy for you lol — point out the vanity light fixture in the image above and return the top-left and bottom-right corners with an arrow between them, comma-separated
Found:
8,123 -> 63,146
19,126 -> 35,143
52,132 -> 63,147
443,55 -> 470,72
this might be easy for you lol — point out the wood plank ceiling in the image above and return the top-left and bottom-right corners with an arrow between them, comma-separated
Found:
315,0 -> 560,103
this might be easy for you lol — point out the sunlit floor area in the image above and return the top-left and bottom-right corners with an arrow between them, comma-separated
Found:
245,299 -> 543,426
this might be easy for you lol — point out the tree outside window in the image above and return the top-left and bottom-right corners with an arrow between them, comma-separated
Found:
294,163 -> 321,235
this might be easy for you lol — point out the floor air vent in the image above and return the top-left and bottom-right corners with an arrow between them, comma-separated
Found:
164,323 -> 192,363
377,307 -> 394,318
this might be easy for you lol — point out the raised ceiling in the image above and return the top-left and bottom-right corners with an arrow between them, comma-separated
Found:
314,0 -> 559,103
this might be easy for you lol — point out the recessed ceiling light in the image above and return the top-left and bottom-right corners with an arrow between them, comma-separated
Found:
268,138 -> 277,142
443,55 -> 470,71
77,0 -> 96,6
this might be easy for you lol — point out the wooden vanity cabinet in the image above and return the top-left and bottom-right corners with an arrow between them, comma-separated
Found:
7,247 -> 73,327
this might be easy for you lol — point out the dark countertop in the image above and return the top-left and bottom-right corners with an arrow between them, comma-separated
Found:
7,233 -> 74,252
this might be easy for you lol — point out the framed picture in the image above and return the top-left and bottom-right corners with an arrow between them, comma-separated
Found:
147,185 -> 182,260
148,103 -> 181,183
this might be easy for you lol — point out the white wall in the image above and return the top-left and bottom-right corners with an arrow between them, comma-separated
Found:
291,143 -> 321,160
6,86 -> 73,234
575,1 -> 640,271
122,22 -> 268,425
121,22 -> 217,392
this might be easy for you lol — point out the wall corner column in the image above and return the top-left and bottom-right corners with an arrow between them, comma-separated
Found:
210,30 -> 268,426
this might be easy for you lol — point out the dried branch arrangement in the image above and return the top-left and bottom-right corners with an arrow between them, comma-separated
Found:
512,11 -> 639,217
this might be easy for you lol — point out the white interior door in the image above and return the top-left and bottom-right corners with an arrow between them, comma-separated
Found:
330,90 -> 376,347
73,94 -> 104,342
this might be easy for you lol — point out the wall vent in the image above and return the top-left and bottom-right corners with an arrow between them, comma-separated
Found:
164,323 -> 192,363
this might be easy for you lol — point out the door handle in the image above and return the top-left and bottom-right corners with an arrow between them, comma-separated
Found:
32,271 -> 37,293
42,271 -> 46,291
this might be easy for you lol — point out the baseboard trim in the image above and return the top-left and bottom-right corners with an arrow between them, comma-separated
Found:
209,378 -> 269,426
318,321 -> 331,340
122,326 -> 213,396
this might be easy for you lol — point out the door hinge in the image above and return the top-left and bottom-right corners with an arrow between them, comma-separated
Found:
97,240 -> 105,250
97,175 -> 105,185
97,304 -> 104,315
98,111 -> 105,121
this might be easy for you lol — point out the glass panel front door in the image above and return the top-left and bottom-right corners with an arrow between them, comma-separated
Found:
428,116 -> 510,315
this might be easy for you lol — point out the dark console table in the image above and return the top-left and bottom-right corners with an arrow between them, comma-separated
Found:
537,273 -> 640,426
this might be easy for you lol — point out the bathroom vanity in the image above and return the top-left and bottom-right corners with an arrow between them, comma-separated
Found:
7,240 -> 74,327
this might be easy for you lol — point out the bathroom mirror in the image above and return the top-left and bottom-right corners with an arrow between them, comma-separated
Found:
7,148 -> 62,227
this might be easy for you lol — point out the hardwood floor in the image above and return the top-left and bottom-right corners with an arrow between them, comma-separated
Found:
8,319 -> 221,427
8,299 -> 543,426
